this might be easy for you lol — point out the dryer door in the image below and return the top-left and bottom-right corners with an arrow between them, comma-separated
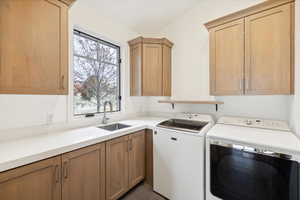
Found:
210,144 -> 299,200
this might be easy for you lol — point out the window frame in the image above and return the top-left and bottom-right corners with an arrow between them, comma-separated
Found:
72,29 -> 122,117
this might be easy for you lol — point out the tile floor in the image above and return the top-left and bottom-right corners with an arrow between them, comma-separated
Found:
120,183 -> 167,200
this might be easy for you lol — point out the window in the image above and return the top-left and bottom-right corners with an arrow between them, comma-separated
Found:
73,30 -> 121,116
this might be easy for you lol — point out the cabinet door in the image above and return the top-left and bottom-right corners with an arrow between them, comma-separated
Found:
145,129 -> 154,187
106,136 -> 129,200
130,43 -> 142,96
0,156 -> 61,200
0,0 -> 68,94
245,4 -> 293,95
162,45 -> 172,96
62,143 -> 105,200
142,43 -> 163,96
128,131 -> 145,189
210,19 -> 245,95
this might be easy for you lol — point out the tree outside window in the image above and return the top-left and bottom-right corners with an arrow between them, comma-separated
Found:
73,30 -> 121,115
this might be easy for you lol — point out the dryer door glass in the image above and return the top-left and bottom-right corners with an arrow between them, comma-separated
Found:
210,144 -> 299,200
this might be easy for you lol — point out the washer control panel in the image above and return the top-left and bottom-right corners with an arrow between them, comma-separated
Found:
217,116 -> 290,131
176,112 -> 214,123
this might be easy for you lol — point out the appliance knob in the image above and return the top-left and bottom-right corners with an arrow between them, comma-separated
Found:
245,120 -> 253,125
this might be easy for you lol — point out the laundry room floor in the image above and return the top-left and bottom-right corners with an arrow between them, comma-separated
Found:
120,183 -> 167,200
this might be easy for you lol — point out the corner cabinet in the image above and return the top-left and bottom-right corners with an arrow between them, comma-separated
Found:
129,37 -> 173,96
0,0 -> 74,95
205,0 -> 294,95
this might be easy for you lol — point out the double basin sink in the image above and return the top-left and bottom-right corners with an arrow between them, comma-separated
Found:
98,123 -> 131,131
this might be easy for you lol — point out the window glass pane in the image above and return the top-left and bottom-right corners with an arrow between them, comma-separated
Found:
74,34 -> 97,59
98,43 -> 118,65
73,30 -> 121,116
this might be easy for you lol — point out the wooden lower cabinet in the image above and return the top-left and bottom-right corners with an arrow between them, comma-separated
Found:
106,131 -> 146,200
0,131 -> 147,200
62,143 -> 106,200
145,129 -> 154,187
128,131 -> 145,188
0,156 -> 61,200
106,135 -> 130,200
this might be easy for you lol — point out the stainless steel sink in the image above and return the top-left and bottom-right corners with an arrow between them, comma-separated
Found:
98,123 -> 131,131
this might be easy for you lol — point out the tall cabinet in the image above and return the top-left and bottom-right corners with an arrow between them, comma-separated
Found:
129,37 -> 173,96
0,0 -> 73,94
205,0 -> 294,95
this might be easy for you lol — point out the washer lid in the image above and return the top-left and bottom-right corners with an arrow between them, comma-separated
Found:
157,119 -> 209,133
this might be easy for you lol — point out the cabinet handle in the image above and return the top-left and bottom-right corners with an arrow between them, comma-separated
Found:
245,79 -> 250,91
130,139 -> 133,151
171,137 -> 177,141
239,79 -> 243,91
127,139 -> 133,151
63,161 -> 68,179
61,75 -> 65,90
127,140 -> 130,152
54,165 -> 60,183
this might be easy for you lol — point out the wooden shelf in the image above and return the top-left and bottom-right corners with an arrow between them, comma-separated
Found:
158,100 -> 224,104
158,100 -> 224,111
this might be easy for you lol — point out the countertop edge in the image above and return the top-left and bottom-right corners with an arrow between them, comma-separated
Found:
0,123 -> 155,173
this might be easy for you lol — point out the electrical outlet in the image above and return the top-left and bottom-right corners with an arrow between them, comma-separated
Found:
46,113 -> 54,125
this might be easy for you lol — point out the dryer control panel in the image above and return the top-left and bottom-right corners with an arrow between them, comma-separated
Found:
217,116 -> 290,131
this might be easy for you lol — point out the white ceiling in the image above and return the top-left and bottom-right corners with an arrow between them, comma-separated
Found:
87,0 -> 200,34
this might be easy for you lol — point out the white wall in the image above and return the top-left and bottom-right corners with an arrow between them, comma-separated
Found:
0,0 -> 295,135
289,1 -> 300,134
144,0 -> 291,121
0,0 -> 144,132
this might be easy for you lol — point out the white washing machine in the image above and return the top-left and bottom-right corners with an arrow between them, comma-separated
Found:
153,113 -> 214,200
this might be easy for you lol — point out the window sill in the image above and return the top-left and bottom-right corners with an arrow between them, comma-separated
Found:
70,111 -> 124,124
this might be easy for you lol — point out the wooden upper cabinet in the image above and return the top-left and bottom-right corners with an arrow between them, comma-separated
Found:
129,37 -> 173,96
245,4 -> 293,95
130,43 -> 143,96
0,0 -> 73,95
106,135 -> 129,200
128,130 -> 145,189
205,0 -> 294,96
62,143 -> 106,200
142,43 -> 163,96
162,44 -> 172,96
209,19 -> 245,95
0,156 -> 61,200
59,0 -> 76,6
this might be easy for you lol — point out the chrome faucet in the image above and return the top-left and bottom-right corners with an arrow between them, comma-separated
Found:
102,101 -> 113,124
